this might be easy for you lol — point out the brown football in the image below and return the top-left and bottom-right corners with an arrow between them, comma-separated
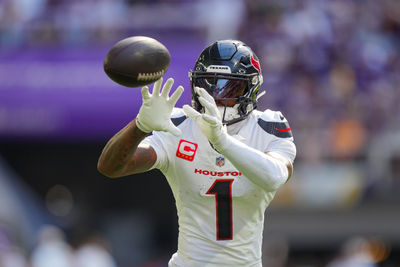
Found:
104,36 -> 170,87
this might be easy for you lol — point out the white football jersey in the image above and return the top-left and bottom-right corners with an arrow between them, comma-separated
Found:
141,108 -> 296,267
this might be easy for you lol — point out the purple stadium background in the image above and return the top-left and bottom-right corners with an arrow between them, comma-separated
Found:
0,38 -> 202,140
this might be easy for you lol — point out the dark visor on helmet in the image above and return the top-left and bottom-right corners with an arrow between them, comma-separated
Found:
193,77 -> 247,101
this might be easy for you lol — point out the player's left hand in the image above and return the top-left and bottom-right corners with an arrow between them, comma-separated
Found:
183,87 -> 227,145
136,78 -> 184,136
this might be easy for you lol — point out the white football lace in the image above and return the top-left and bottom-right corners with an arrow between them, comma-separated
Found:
137,70 -> 165,81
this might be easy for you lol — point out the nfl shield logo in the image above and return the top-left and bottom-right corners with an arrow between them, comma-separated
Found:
216,156 -> 225,167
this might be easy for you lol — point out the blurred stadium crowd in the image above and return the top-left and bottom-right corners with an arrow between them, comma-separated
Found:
1,0 -> 400,266
1,224 -> 117,267
243,1 -> 400,165
240,0 -> 400,205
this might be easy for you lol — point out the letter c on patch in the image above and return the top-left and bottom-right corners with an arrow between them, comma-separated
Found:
176,139 -> 198,161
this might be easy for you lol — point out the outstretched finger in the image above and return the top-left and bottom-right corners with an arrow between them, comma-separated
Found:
165,121 -> 182,137
202,113 -> 219,126
198,96 -> 212,113
198,96 -> 219,118
141,86 -> 151,100
161,78 -> 174,98
153,78 -> 163,96
169,86 -> 184,106
183,104 -> 201,121
196,87 -> 216,105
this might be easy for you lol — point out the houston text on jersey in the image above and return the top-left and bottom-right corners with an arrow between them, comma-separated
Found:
194,169 -> 242,177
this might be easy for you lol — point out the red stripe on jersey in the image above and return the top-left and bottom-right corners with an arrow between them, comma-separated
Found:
275,127 -> 291,132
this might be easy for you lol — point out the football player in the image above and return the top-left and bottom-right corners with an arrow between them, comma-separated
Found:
98,40 -> 296,267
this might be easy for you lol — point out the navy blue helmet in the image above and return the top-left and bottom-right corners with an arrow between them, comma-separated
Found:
189,40 -> 263,125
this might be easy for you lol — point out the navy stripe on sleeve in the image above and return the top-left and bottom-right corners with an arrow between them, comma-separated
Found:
257,118 -> 293,138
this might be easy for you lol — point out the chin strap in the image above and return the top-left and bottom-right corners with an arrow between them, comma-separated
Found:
218,104 -> 253,126
256,90 -> 266,100
217,105 -> 243,126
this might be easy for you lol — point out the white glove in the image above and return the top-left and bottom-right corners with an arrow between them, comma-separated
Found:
183,87 -> 228,146
136,77 -> 184,136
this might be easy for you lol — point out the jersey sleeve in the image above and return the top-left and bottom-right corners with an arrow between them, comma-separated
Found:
258,109 -> 297,163
140,131 -> 170,172
267,138 -> 296,163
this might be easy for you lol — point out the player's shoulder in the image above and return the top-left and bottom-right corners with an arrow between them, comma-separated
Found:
252,109 -> 287,122
170,107 -> 188,127
251,109 -> 293,139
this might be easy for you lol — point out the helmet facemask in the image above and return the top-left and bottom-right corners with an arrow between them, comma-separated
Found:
189,71 -> 262,125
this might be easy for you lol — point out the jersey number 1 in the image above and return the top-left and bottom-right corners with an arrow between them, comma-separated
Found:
206,179 -> 234,240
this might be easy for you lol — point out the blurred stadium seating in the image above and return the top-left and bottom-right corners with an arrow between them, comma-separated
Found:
1,0 -> 400,266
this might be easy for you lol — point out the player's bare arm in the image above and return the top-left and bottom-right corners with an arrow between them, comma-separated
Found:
98,78 -> 184,178
97,119 -> 156,178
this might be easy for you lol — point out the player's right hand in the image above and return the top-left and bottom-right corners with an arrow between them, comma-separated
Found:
136,78 -> 184,136
183,87 -> 227,146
